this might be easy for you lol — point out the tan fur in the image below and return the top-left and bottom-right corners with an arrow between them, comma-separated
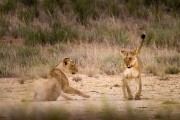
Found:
33,58 -> 90,101
120,34 -> 145,100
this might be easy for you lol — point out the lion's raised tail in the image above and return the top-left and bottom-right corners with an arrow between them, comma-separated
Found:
138,34 -> 145,54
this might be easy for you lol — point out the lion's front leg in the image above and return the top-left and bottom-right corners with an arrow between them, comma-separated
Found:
122,78 -> 127,100
122,78 -> 133,100
61,91 -> 73,100
134,76 -> 142,100
63,86 -> 90,98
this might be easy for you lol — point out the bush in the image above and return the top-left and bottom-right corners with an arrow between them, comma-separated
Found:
165,66 -> 180,74
0,0 -> 17,14
0,17 -> 9,38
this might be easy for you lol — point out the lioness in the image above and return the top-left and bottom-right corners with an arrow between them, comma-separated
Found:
34,57 -> 90,101
120,34 -> 145,100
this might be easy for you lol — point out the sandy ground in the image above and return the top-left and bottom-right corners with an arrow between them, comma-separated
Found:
0,74 -> 180,120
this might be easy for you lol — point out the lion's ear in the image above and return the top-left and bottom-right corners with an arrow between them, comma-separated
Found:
63,57 -> 70,65
120,50 -> 126,57
131,49 -> 138,55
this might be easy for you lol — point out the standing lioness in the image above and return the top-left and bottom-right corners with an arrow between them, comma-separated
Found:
120,34 -> 145,100
34,58 -> 90,101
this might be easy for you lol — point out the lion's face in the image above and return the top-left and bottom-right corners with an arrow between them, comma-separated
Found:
63,58 -> 78,74
120,49 -> 138,68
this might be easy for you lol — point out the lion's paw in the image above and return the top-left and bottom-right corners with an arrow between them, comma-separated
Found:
134,95 -> 141,100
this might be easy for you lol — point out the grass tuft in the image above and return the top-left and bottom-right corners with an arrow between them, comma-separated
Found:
165,66 -> 180,74
19,7 -> 39,24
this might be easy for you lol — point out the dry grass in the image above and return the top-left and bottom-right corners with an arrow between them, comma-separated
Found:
0,42 -> 179,78
0,1 -> 179,77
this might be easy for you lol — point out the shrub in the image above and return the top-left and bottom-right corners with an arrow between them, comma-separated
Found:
0,0 -> 17,14
0,17 -> 9,38
165,66 -> 180,74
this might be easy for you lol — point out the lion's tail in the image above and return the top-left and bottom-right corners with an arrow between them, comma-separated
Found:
138,34 -> 145,54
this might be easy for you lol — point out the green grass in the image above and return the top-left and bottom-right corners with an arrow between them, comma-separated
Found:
0,0 -> 179,77
145,20 -> 180,48
23,25 -> 78,46
0,16 -> 9,38
0,0 -> 179,48
125,0 -> 149,19
18,7 -> 39,24
18,0 -> 38,7
0,0 -> 17,14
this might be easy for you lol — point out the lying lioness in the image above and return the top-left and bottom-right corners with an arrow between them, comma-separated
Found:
33,58 -> 90,101
120,34 -> 145,100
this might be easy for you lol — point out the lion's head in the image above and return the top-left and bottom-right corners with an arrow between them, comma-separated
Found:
120,49 -> 138,69
62,57 -> 78,74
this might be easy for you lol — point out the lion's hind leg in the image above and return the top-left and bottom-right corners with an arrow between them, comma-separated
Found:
63,86 -> 90,98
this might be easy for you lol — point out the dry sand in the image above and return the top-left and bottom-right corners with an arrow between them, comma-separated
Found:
0,74 -> 180,119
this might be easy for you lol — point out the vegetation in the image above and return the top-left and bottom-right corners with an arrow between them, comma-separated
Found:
0,0 -> 179,46
0,0 -> 179,77
0,2 -> 179,120
165,66 -> 180,74
1,102 -> 180,120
